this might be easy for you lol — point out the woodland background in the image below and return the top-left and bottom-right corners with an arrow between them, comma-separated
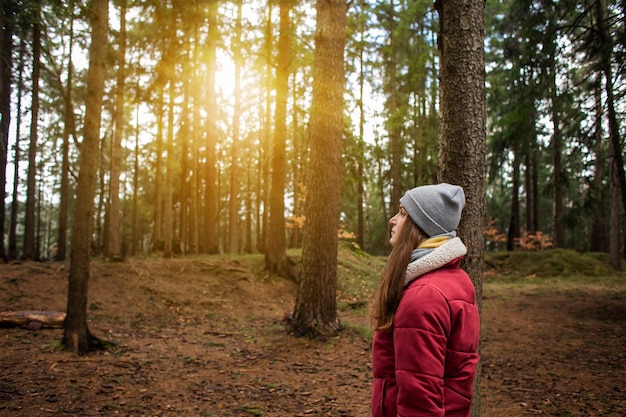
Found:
0,0 -> 624,264
1,1 -> 625,415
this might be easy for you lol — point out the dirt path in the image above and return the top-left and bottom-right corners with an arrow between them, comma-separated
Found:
1,259 -> 624,416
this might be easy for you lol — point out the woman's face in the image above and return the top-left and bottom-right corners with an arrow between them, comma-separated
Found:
389,205 -> 409,247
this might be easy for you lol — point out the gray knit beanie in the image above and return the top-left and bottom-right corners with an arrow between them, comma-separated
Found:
399,183 -> 465,237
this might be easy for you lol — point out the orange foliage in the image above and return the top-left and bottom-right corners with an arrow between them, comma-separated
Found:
286,215 -> 306,230
484,219 -> 506,245
515,231 -> 553,251
338,229 -> 356,239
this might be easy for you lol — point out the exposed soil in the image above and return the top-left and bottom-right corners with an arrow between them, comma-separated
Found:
1,257 -> 624,417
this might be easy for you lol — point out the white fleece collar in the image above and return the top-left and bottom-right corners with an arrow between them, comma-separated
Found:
403,237 -> 467,287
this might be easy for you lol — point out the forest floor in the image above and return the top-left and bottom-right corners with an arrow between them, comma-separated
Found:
0,249 -> 625,417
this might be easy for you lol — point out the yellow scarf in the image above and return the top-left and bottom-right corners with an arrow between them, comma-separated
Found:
417,235 -> 451,249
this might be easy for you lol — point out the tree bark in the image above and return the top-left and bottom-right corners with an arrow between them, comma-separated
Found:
23,0 -> 42,260
63,0 -> 109,355
163,5 -> 178,258
549,59 -> 565,248
153,88 -> 164,250
258,2 -> 273,254
385,0 -> 402,217
56,1 -> 75,261
163,79 -> 175,258
227,0 -> 243,253
0,0 -> 15,260
202,0 -> 219,254
507,153 -> 520,251
8,38 -> 24,260
435,0 -> 486,415
596,0 -> 625,268
265,0 -> 295,278
132,104 -> 139,255
292,0 -> 347,337
189,9 -> 200,254
106,0 -> 126,260
179,38 -> 190,255
590,78 -> 606,252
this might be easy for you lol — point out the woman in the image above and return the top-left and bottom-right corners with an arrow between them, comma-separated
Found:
370,183 -> 480,417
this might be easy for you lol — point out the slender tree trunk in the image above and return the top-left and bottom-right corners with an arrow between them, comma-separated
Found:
106,0 -> 126,260
245,143 -> 253,253
153,88 -> 164,250
531,143 -> 539,233
292,0 -> 347,337
507,153 -> 520,251
386,0 -> 402,217
524,153 -> 533,234
63,0 -> 109,355
202,0 -> 219,254
356,8 -> 366,250
290,72 -> 304,249
163,4 -> 178,258
544,13 -> 565,248
435,0 -> 486,415
525,105 -> 539,235
0,0 -> 15,260
8,38 -> 24,260
163,79 -> 175,258
56,2 -> 75,261
227,0 -> 243,253
590,79 -> 605,252
265,0 -> 294,277
597,0 -> 625,267
189,10 -> 200,254
259,1 -> 273,253
95,140 -> 107,253
179,47 -> 190,255
23,0 -> 42,260
131,103 -> 139,255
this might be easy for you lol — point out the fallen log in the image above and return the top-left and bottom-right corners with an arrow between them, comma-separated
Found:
0,311 -> 66,329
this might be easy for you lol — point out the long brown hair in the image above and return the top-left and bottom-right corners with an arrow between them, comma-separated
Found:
370,216 -> 427,330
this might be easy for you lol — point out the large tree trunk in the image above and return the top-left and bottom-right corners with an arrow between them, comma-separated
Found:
265,0 -> 294,278
291,0 -> 347,337
63,0 -> 109,355
435,0 -> 486,415
106,0 -> 126,260
23,0 -> 42,261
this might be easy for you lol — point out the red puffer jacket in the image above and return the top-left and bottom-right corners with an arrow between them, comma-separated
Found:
371,238 -> 480,417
